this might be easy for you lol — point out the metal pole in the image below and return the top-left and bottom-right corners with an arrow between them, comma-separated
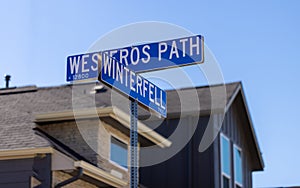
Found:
130,100 -> 138,188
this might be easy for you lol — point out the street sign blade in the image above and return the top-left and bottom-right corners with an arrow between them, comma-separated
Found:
101,53 -> 167,117
66,52 -> 101,82
102,34 -> 204,73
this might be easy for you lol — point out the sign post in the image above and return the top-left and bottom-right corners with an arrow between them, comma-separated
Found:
130,100 -> 138,188
66,34 -> 204,188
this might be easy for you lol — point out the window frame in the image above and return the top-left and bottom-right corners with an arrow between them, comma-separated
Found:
233,144 -> 243,188
109,134 -> 129,171
220,133 -> 231,188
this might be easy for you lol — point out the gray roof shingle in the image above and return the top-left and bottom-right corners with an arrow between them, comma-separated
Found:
0,82 -> 240,150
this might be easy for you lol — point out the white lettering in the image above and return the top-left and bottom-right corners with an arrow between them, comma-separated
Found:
160,90 -> 166,110
120,49 -> 129,66
169,41 -> 179,60
69,56 -> 80,74
110,50 -> 118,57
158,42 -> 167,61
124,67 -> 129,87
130,47 -> 140,65
91,53 -> 99,71
179,38 -> 188,57
116,62 -> 123,84
143,79 -> 148,98
103,53 -> 112,76
190,36 -> 200,56
112,59 -> 115,79
136,75 -> 143,96
81,54 -> 89,73
130,71 -> 136,92
109,50 -> 118,79
154,87 -> 160,106
142,45 -> 151,63
149,83 -> 154,103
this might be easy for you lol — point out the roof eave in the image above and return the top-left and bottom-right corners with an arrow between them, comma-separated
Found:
225,83 -> 264,170
0,147 -> 53,160
35,107 -> 172,148
74,160 -> 127,187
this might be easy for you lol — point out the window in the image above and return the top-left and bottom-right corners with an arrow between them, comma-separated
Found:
220,133 -> 244,188
234,145 -> 243,187
110,136 -> 128,168
221,134 -> 231,188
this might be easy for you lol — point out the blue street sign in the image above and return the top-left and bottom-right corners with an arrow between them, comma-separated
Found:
102,34 -> 204,73
66,52 -> 100,81
66,35 -> 205,116
66,35 -> 205,187
101,53 -> 167,117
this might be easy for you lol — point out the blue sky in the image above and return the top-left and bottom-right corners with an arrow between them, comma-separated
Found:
1,0 -> 300,187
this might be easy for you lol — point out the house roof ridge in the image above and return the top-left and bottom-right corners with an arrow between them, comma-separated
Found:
0,81 -> 242,93
165,81 -> 241,92
0,85 -> 38,95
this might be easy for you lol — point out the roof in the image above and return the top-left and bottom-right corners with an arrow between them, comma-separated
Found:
0,81 -> 263,169
227,83 -> 264,170
165,82 -> 238,116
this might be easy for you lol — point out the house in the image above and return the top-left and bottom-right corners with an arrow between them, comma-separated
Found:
140,82 -> 264,187
0,81 -> 263,187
